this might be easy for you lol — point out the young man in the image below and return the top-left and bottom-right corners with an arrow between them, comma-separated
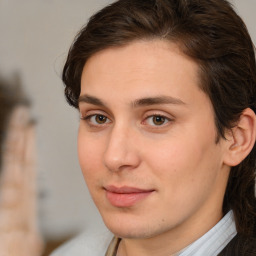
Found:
52,0 -> 256,255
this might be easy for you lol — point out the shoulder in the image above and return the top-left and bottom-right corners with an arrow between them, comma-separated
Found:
50,227 -> 113,256
218,234 -> 256,256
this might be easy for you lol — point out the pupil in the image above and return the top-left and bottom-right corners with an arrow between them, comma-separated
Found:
153,116 -> 165,125
96,115 -> 106,123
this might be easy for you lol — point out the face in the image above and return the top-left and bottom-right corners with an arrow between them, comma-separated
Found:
78,40 -> 230,240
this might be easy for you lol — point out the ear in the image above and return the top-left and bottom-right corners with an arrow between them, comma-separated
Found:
223,108 -> 256,167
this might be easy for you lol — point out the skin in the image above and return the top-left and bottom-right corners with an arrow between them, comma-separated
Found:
78,40 -> 232,256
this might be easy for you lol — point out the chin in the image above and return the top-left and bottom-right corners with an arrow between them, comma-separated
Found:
106,224 -> 153,239
100,211 -> 170,239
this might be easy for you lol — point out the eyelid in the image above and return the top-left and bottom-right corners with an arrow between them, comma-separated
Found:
80,109 -> 108,119
80,110 -> 112,126
142,112 -> 174,127
79,109 -> 174,129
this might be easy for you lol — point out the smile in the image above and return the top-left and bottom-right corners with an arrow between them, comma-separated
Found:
104,186 -> 155,208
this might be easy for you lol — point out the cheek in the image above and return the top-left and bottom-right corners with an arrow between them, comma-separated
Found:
143,129 -> 220,189
143,137 -> 199,174
77,131 -> 104,184
142,135 -> 223,220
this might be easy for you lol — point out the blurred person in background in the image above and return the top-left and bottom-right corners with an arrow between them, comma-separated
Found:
0,76 -> 43,256
52,0 -> 256,255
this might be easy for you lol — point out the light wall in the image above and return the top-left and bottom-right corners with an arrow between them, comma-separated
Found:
0,0 -> 255,240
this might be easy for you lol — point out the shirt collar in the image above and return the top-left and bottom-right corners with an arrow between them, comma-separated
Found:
177,210 -> 237,256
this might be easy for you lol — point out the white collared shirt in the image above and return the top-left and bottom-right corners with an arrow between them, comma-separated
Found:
177,211 -> 237,256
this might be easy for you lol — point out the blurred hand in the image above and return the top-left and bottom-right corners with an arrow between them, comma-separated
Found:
0,106 -> 43,256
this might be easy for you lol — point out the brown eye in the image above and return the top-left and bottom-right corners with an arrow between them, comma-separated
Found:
152,116 -> 166,125
95,115 -> 107,124
83,114 -> 110,125
144,115 -> 170,127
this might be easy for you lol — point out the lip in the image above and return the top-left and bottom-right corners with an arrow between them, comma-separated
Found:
104,185 -> 155,208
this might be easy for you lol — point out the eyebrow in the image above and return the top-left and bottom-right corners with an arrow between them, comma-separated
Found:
78,95 -> 106,107
78,94 -> 186,108
132,96 -> 186,107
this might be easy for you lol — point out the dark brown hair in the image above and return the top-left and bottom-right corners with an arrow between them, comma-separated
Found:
63,0 -> 256,235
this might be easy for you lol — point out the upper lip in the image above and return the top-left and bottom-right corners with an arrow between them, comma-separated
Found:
104,185 -> 154,194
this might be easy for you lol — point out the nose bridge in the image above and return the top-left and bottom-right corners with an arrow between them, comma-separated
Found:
103,122 -> 139,172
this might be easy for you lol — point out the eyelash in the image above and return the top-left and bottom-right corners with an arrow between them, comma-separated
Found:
80,113 -> 172,128
80,114 -> 111,126
143,114 -> 171,127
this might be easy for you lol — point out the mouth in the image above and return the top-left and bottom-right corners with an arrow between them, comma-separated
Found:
104,185 -> 155,208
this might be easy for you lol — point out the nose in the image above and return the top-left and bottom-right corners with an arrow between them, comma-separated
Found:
103,125 -> 141,172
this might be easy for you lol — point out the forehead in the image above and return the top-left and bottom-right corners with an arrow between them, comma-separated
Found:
82,40 -> 197,77
80,39 -> 207,107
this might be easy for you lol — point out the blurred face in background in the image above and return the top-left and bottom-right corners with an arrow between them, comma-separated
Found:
77,40 -> 230,242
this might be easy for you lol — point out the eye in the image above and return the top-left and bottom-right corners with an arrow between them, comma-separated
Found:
145,115 -> 170,126
82,114 -> 110,125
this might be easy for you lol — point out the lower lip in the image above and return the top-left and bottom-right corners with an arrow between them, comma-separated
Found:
105,191 -> 153,207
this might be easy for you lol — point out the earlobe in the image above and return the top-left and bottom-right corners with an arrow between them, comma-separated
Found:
223,108 -> 256,167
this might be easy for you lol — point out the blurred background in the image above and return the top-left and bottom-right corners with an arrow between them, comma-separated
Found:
0,0 -> 255,255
